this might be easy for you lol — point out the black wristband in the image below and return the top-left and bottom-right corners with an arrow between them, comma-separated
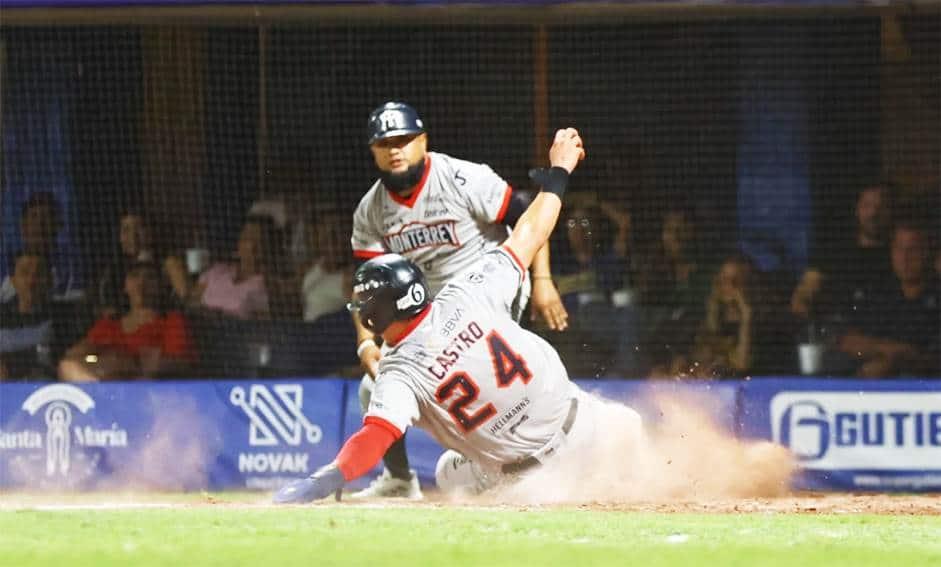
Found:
528,166 -> 570,198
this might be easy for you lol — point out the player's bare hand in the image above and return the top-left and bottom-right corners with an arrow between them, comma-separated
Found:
549,128 -> 586,173
531,278 -> 569,331
360,343 -> 382,379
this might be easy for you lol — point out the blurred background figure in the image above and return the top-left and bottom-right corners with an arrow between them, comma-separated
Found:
190,215 -> 280,320
793,184 -> 894,326
95,209 -> 190,316
301,209 -> 353,324
837,224 -> 939,377
0,192 -> 83,303
549,193 -> 632,376
59,262 -> 194,381
685,254 -> 761,377
0,253 -> 60,381
636,208 -> 715,376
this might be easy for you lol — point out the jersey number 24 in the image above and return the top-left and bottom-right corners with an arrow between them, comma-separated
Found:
434,331 -> 532,433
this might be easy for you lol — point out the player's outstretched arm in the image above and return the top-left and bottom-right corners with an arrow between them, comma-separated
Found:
503,128 -> 585,271
273,418 -> 401,504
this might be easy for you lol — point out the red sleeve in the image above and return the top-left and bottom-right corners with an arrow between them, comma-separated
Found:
335,417 -> 402,482
85,317 -> 118,347
495,185 -> 513,223
161,311 -> 193,360
353,249 -> 384,261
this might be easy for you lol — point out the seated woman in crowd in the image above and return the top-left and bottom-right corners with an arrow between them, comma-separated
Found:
301,210 -> 353,323
660,253 -> 783,378
190,215 -> 279,320
96,209 -> 190,316
59,262 -> 194,381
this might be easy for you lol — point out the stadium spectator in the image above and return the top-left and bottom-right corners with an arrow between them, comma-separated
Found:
301,210 -> 352,323
549,194 -> 631,376
0,192 -> 82,303
0,253 -> 60,381
59,262 -> 194,381
794,184 -> 893,322
190,215 -> 278,320
248,190 -> 314,274
678,254 -> 764,377
553,196 -> 630,303
837,224 -> 939,377
636,208 -> 714,374
95,210 -> 190,316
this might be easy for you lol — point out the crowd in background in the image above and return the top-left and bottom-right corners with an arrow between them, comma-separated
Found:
0,182 -> 938,382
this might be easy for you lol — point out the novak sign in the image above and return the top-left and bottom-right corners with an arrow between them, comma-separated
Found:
771,392 -> 941,470
230,384 -> 323,487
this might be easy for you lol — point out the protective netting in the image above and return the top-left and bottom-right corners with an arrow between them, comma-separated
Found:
0,9 -> 937,382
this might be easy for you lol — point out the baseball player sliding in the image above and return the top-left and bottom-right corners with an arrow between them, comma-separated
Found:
348,102 -> 569,499
274,128 -> 645,504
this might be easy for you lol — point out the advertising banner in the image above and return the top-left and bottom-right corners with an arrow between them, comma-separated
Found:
739,379 -> 941,491
2,378 -> 938,491
0,380 -> 345,491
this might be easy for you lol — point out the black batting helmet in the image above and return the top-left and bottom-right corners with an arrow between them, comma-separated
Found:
348,253 -> 430,334
367,102 -> 425,145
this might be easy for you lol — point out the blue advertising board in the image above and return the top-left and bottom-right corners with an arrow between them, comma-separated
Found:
2,378 -> 938,492
0,380 -> 345,491
739,379 -> 941,491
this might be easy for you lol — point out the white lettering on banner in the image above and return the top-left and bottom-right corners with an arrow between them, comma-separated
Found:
0,430 -> 42,449
0,383 -> 130,482
238,453 -> 309,474
771,392 -> 941,470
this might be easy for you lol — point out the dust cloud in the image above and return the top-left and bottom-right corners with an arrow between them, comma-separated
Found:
106,392 -> 219,492
482,392 -> 794,506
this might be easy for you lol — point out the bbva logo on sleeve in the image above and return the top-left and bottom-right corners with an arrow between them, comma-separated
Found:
771,392 -> 941,470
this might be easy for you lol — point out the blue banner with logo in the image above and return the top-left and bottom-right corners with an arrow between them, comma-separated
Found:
739,379 -> 941,491
0,380 -> 345,491
2,378 -> 939,492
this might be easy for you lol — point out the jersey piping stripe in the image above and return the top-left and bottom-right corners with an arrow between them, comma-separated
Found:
499,245 -> 527,283
386,303 -> 432,347
353,249 -> 384,260
363,415 -> 404,439
385,155 -> 432,208
495,185 -> 513,223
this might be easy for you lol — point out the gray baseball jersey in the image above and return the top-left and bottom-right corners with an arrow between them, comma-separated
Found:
352,152 -> 513,295
366,247 -> 577,472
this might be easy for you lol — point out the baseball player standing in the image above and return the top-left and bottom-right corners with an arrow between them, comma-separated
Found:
348,102 -> 569,499
274,128 -> 645,504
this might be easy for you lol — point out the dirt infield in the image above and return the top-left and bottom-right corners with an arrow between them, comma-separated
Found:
1,492 -> 938,515
580,494 -> 941,515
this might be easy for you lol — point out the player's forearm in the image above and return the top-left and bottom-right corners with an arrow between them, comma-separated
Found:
504,192 -> 563,271
531,240 -> 553,277
334,419 -> 401,482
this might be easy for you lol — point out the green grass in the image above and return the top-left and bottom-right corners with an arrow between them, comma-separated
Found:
1,500 -> 940,567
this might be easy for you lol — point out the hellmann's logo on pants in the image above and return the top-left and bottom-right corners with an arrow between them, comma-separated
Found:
771,392 -> 941,470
